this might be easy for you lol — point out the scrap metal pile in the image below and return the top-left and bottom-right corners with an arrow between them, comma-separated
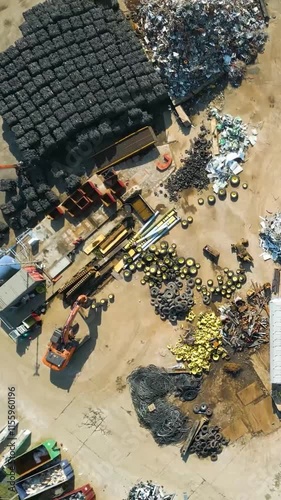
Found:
188,418 -> 229,461
206,108 -> 258,192
127,365 -> 201,445
137,0 -> 267,99
259,212 -> 281,262
128,481 -> 174,500
0,0 -> 167,165
219,284 -> 270,351
168,312 -> 226,374
165,125 -> 211,201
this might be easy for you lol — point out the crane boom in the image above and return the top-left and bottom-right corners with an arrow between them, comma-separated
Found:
62,295 -> 87,344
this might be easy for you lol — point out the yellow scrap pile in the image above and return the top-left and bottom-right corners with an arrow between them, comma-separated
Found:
168,312 -> 226,374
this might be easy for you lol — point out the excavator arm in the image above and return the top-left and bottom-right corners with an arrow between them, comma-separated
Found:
62,295 -> 88,344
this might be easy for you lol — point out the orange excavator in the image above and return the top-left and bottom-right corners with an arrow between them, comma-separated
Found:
42,295 -> 88,371
0,162 -> 23,171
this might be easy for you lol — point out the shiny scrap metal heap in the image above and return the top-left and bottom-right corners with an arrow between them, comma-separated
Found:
259,212 -> 281,262
136,0 -> 268,99
127,481 -> 175,500
219,283 -> 270,351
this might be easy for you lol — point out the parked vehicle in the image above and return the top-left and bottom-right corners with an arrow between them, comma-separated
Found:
5,439 -> 60,479
56,483 -> 96,500
16,460 -> 74,500
8,312 -> 42,343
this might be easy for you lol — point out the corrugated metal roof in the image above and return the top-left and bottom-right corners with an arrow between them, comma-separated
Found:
270,298 -> 281,384
0,269 -> 36,311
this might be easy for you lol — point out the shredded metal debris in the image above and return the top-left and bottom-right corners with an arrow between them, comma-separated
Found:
137,0 -> 267,99
128,480 -> 175,499
259,212 -> 281,262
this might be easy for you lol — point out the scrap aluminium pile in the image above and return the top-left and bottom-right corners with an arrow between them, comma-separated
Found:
127,365 -> 201,445
206,108 -> 258,192
128,481 -> 175,499
136,0 -> 268,99
259,212 -> 281,262
0,0 -> 167,168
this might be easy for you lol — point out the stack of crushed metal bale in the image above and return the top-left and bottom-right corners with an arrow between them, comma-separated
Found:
137,0 -> 267,99
128,481 -> 175,500
259,212 -> 281,262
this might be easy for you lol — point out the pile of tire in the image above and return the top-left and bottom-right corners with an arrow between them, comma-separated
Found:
189,421 -> 229,461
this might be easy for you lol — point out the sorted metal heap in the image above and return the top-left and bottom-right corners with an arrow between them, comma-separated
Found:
219,285 -> 270,351
168,312 -> 225,374
128,481 -> 175,500
206,108 -> 257,192
137,0 -> 267,99
259,212 -> 281,262
165,124 -> 211,201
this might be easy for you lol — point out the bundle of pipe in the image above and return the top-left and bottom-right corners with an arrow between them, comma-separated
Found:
124,209 -> 180,266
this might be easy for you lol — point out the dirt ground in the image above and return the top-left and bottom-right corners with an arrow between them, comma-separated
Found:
0,0 -> 281,499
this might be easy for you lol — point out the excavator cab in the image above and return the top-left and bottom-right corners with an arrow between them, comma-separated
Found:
42,295 -> 88,371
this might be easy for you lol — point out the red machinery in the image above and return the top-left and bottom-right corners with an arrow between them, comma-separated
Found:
42,295 -> 88,371
56,484 -> 95,499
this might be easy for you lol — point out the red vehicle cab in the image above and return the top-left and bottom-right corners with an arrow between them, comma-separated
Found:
56,484 -> 96,500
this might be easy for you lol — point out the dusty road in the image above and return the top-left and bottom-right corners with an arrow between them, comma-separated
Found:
0,0 -> 281,499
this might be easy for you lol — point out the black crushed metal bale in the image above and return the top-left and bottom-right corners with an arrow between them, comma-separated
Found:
32,45 -> 46,61
9,76 -> 22,92
96,48 -> 108,63
100,75 -> 113,90
84,52 -> 98,67
95,89 -> 107,104
9,216 -> 22,230
39,198 -> 51,211
41,134 -> 56,152
22,187 -> 38,201
61,77 -> 73,91
42,40 -> 54,56
53,127 -> 65,142
54,66 -> 67,80
20,22 -> 34,37
80,40 -> 91,55
31,92 -> 45,107
44,69 -> 56,84
65,174 -> 81,194
0,179 -> 17,192
46,116 -> 60,131
1,82 -> 13,97
70,113 -> 83,131
74,28 -> 85,44
21,117 -> 33,133
39,57 -> 52,71
63,32 -> 73,46
11,123 -> 25,138
53,107 -> 67,122
5,45 -> 20,61
57,91 -> 69,105
18,70 -> 31,85
95,19 -> 107,35
75,99 -> 87,113
16,89 -> 30,105
36,122 -> 49,138
57,48 -> 69,62
25,130 -> 40,146
4,111 -> 18,128
103,60 -> 116,74
39,103 -> 52,119
70,70 -> 83,85
49,97 -> 62,113
53,35 -> 66,50
10,195 -> 25,210
106,44 -> 119,58
5,62 -> 18,78
61,119 -> 74,135
84,25 -> 97,40
22,49 -> 36,64
40,87 -> 54,101
64,102 -> 76,117
47,24 -> 61,38
80,67 -> 92,82
1,202 -> 16,216
110,72 -> 123,87
29,200 -> 43,212
30,110 -> 42,126
57,19 -> 72,33
80,110 -> 93,126
36,183 -> 49,195
36,29 -> 49,44
13,105 -> 27,121
21,207 -> 37,222
45,189 -> 59,205
77,82 -> 89,97
49,52 -> 61,67
80,12 -> 92,26
70,44 -> 81,58
25,81 -> 37,96
74,55 -> 86,70
70,16 -> 83,30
